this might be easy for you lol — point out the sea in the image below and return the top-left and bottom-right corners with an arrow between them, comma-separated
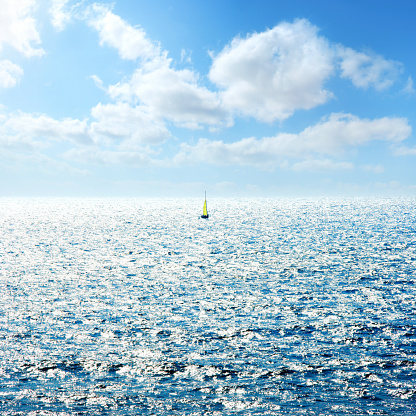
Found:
0,197 -> 415,415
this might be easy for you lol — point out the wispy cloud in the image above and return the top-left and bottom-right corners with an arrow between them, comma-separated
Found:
337,46 -> 402,91
175,113 -> 411,168
49,0 -> 86,31
86,3 -> 161,62
0,103 -> 170,153
0,111 -> 91,150
362,164 -> 385,174
89,102 -> 170,148
393,146 -> 416,156
89,74 -> 105,91
0,60 -> 24,88
50,0 -> 72,31
292,159 -> 354,172
403,76 -> 415,95
63,147 -> 163,167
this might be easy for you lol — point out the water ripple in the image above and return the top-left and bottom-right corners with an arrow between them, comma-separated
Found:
0,197 -> 415,415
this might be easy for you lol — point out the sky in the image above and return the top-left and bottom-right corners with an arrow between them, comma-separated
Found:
1,0 -> 416,197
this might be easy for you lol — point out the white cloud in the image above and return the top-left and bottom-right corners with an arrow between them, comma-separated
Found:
174,137 -> 263,167
49,0 -> 79,31
90,74 -> 105,91
89,102 -> 171,148
109,60 -> 229,129
393,146 -> 416,156
337,47 -> 402,91
0,99 -> 174,163
88,11 -> 410,133
50,0 -> 70,30
0,147 -> 90,177
63,147 -> 162,167
292,159 -> 354,172
180,49 -> 192,65
0,60 -> 24,88
0,106 -> 172,170
294,113 -> 410,154
0,112 -> 91,148
0,103 -> 171,156
32,152 -> 90,176
175,113 -> 411,168
374,180 -> 416,194
0,0 -> 43,89
86,3 -> 160,61
85,5 -> 230,129
403,76 -> 415,95
209,19 -> 334,122
362,164 -> 385,174
0,0 -> 44,58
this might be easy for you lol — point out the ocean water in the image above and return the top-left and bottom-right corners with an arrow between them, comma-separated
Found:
0,197 -> 415,415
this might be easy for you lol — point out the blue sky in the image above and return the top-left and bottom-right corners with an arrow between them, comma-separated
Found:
1,0 -> 415,197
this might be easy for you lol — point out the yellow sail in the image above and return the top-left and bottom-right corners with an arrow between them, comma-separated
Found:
201,192 -> 209,218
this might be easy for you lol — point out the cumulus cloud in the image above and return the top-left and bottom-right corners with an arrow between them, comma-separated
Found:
175,113 -> 411,168
0,60 -> 24,88
337,47 -> 402,91
0,0 -> 44,58
209,19 -> 334,122
2,4 -> 411,179
86,11 -> 410,133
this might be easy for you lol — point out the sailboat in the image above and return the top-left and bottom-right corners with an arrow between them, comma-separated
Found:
201,191 -> 209,219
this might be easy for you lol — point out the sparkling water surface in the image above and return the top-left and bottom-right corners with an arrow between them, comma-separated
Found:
1,197 -> 415,415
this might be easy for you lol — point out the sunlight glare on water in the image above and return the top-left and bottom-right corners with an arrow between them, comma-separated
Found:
0,197 -> 415,415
